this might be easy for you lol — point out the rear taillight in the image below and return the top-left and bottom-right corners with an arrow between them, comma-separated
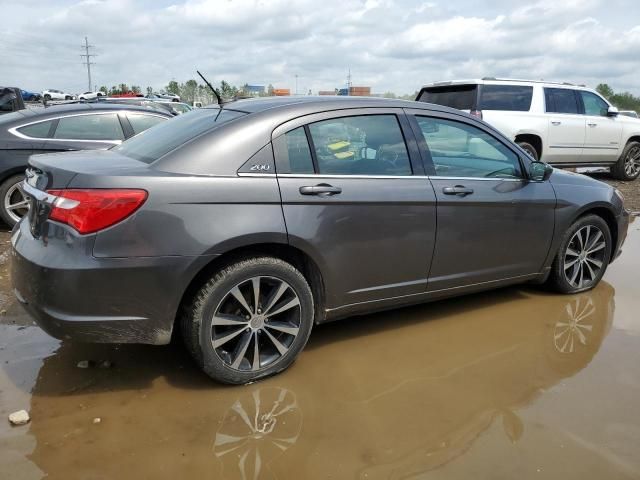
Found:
46,189 -> 147,234
470,109 -> 483,119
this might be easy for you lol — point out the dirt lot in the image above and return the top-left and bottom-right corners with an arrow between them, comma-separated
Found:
0,176 -> 639,480
586,172 -> 640,212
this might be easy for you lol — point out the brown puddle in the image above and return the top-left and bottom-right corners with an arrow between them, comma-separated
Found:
1,220 -> 640,479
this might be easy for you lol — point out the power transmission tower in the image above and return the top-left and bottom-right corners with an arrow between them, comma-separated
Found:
80,37 -> 96,91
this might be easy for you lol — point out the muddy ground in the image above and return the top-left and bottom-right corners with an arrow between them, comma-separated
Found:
1,177 -> 639,480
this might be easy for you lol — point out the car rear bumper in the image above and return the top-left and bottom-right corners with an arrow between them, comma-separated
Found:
10,221 -> 214,345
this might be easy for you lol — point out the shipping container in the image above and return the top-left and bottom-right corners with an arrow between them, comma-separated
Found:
273,88 -> 291,96
349,86 -> 371,96
318,90 -> 336,96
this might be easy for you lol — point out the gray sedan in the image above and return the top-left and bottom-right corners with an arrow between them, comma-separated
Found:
11,97 -> 629,384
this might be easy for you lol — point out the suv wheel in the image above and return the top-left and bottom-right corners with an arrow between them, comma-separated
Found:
517,141 -> 539,161
547,215 -> 611,294
43,94 -> 51,101
181,257 -> 314,384
0,175 -> 29,227
612,141 -> 640,180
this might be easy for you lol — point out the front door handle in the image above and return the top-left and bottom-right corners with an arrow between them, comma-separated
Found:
551,121 -> 562,126
588,123 -> 597,127
299,184 -> 342,196
442,185 -> 474,196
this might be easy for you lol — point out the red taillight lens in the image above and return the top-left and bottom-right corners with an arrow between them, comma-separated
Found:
46,189 -> 148,234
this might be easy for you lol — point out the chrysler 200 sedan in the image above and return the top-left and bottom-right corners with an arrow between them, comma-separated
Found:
11,97 -> 629,384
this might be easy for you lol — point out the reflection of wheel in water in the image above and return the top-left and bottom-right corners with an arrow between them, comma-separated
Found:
554,296 -> 595,353
214,387 -> 302,480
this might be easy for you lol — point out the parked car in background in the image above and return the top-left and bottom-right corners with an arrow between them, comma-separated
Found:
416,79 -> 640,180
20,89 -> 41,102
619,110 -> 639,119
0,103 -> 172,225
11,97 -> 629,384
0,87 -> 25,114
152,100 -> 192,115
78,91 -> 106,100
148,92 -> 181,102
42,89 -> 76,101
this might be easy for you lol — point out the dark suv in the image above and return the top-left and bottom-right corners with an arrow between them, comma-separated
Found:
11,97 -> 629,384
0,103 -> 171,225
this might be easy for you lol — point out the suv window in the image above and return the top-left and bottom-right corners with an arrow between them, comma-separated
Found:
53,114 -> 124,141
307,115 -> 411,176
273,127 -> 315,174
580,91 -> 609,116
544,88 -> 580,114
17,120 -> 54,138
127,113 -> 167,135
418,85 -> 477,110
479,85 -> 533,111
415,116 -> 522,178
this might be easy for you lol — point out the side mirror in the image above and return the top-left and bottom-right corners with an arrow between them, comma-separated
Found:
529,161 -> 553,181
607,106 -> 619,117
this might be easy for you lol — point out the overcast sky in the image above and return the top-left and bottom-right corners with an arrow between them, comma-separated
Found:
1,0 -> 639,96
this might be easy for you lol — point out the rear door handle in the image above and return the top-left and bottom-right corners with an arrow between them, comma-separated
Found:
551,121 -> 562,126
442,185 -> 474,196
299,184 -> 342,196
588,123 -> 597,127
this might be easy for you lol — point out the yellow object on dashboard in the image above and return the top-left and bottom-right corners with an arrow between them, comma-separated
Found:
327,141 -> 350,151
334,151 -> 354,160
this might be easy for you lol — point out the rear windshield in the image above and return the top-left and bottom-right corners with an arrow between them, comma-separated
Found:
418,85 -> 477,110
479,85 -> 533,111
114,108 -> 246,164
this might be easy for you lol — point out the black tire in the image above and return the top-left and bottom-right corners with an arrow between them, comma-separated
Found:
0,174 -> 28,227
65,96 -> 72,100
611,141 -> 640,180
517,141 -> 539,161
180,256 -> 314,384
547,214 -> 612,294
43,94 -> 51,101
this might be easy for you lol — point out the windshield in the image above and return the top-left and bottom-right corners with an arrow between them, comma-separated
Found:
114,108 -> 246,164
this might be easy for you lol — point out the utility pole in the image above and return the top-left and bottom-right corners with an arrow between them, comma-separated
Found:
80,36 -> 96,92
347,68 -> 352,96
295,74 -> 298,95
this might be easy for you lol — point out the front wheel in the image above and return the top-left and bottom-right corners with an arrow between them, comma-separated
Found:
547,215 -> 612,294
0,175 -> 30,227
180,257 -> 314,384
611,141 -> 640,180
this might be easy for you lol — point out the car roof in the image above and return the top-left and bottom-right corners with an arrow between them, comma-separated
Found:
420,78 -> 591,90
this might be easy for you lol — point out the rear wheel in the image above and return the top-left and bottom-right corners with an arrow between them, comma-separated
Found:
547,215 -> 611,294
611,141 -> 640,180
0,175 -> 29,227
180,257 -> 314,384
517,141 -> 539,161
43,94 -> 51,101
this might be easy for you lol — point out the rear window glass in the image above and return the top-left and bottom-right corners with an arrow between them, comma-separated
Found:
479,85 -> 533,111
418,85 -> 477,110
114,108 -> 245,164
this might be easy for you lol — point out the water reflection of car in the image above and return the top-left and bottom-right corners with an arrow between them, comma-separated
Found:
23,283 -> 615,479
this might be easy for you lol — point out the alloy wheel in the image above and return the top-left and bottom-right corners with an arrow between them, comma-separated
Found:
3,183 -> 30,224
623,145 -> 640,178
212,276 -> 301,372
563,225 -> 607,289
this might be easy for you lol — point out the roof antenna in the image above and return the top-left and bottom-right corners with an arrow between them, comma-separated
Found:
197,70 -> 223,106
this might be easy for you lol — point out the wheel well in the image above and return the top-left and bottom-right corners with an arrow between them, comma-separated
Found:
515,134 -> 543,159
579,207 -> 618,262
176,243 -> 326,331
626,135 -> 640,147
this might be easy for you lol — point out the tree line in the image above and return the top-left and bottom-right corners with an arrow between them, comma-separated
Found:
596,84 -> 640,112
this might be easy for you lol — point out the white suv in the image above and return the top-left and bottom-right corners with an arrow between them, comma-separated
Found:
417,78 -> 640,180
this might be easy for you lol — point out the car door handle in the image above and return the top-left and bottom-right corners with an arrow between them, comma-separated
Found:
299,184 -> 342,196
588,123 -> 597,127
551,121 -> 562,126
442,185 -> 474,196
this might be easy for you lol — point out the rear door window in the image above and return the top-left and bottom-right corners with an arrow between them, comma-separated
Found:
544,88 -> 580,114
53,114 -> 124,141
479,85 -> 533,111
307,115 -> 412,176
418,85 -> 477,110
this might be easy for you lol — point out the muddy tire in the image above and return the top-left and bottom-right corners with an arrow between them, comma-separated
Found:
180,256 -> 314,384
611,141 -> 640,181
547,215 -> 612,294
0,174 -> 29,227
517,141 -> 539,161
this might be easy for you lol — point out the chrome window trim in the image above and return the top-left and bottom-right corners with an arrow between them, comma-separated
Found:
239,172 -> 524,182
8,110 -> 165,143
